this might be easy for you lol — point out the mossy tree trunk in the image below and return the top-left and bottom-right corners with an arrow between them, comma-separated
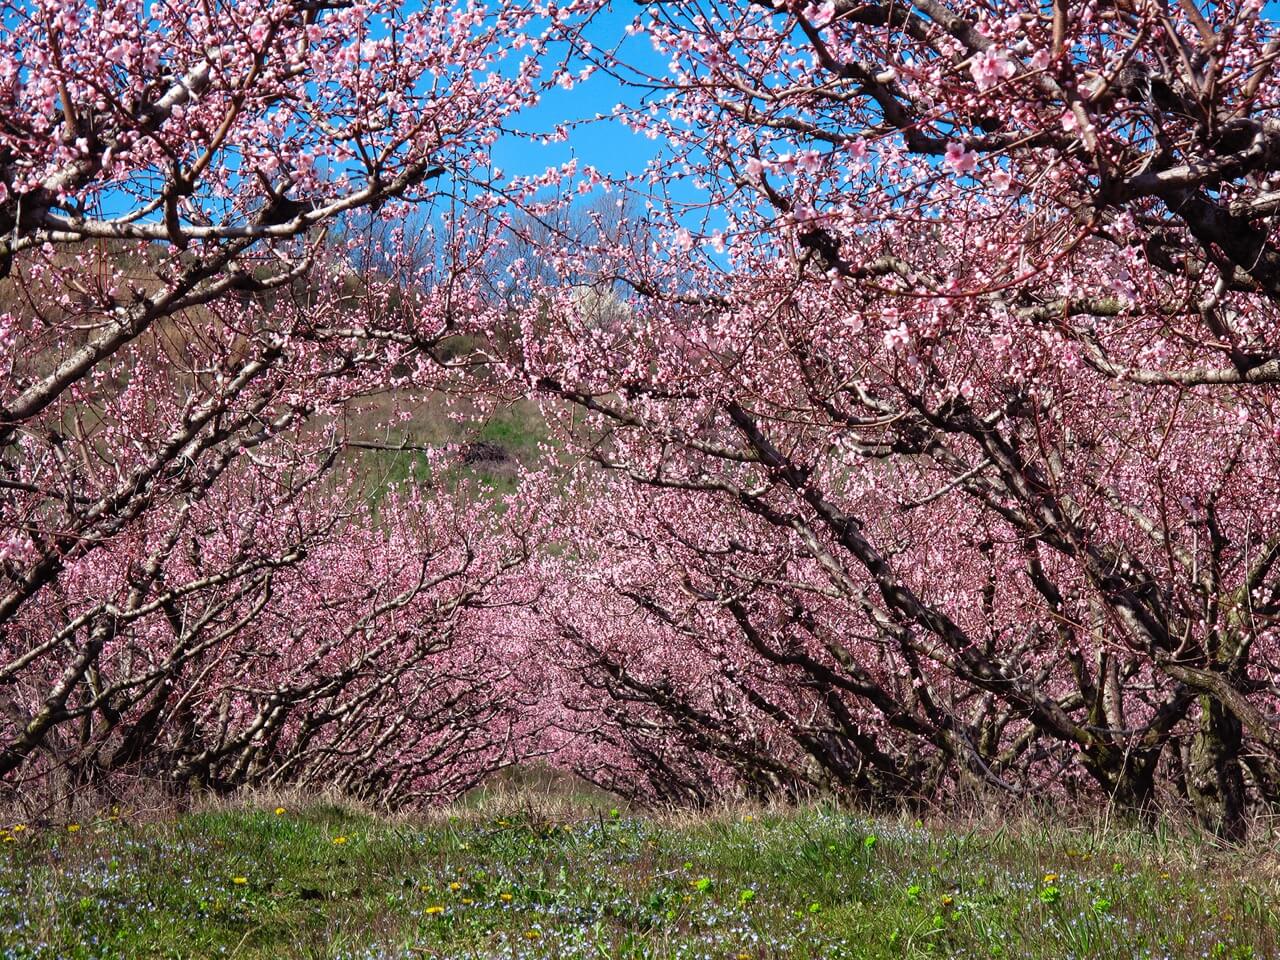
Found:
1186,697 -> 1247,843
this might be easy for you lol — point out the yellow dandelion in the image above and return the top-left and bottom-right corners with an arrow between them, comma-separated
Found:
332,836 -> 348,845
425,905 -> 445,915
1042,872 -> 1058,884
737,954 -> 752,960
11,824 -> 26,833
462,897 -> 474,905
232,877 -> 248,885
66,824 -> 80,833
500,892 -> 513,902
449,881 -> 462,891
274,807 -> 286,816
941,894 -> 955,908
524,930 -> 541,940
2,836 -> 15,844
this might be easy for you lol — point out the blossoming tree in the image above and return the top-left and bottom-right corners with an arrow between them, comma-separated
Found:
0,0 -> 587,811
517,0 -> 1280,838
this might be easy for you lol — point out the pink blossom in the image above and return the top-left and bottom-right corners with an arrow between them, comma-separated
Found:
801,1 -> 836,25
969,47 -> 1016,90
883,322 -> 912,352
796,149 -> 823,174
944,141 -> 978,176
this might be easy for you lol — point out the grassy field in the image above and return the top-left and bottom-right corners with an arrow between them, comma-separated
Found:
0,795 -> 1275,959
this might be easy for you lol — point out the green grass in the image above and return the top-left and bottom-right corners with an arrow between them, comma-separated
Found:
471,401 -> 549,462
359,398 -> 551,508
0,799 -> 1275,959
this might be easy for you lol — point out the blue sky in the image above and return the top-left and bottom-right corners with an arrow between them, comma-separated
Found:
489,2 -> 666,181
490,0 -> 1280,184
88,1 -> 1280,230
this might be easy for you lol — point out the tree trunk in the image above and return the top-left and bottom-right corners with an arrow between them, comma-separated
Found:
1084,745 -> 1160,821
1187,697 -> 1247,843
